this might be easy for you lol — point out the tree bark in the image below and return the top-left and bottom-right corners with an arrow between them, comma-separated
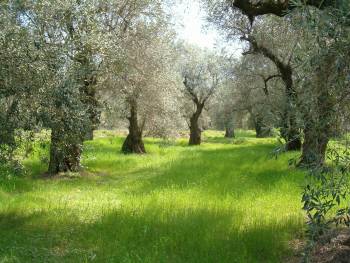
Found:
224,112 -> 235,138
81,73 -> 99,141
189,103 -> 204,145
48,128 -> 82,175
299,120 -> 329,168
122,100 -> 145,154
231,0 -> 336,20
84,128 -> 94,141
280,66 -> 302,151
298,60 -> 334,167
282,118 -> 302,151
225,126 -> 235,138
254,115 -> 271,138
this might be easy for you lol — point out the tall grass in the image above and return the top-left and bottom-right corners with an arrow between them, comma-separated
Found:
0,130 -> 305,262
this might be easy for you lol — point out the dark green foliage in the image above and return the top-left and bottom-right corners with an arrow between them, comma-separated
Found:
301,148 -> 350,260
46,75 -> 90,174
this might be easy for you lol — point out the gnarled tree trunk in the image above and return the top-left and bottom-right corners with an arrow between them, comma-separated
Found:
280,67 -> 301,151
280,105 -> 302,151
254,115 -> 271,138
80,71 -> 99,141
224,113 -> 235,138
246,37 -> 301,150
225,127 -> 235,138
122,100 -> 145,154
189,103 -> 204,145
299,58 -> 334,168
48,128 -> 82,175
299,120 -> 329,168
231,0 -> 335,19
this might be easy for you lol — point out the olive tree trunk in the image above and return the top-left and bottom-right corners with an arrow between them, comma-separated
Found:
280,74 -> 302,151
189,103 -> 204,145
48,128 -> 82,175
245,36 -> 301,150
299,121 -> 329,168
299,61 -> 334,168
81,74 -> 99,141
224,113 -> 235,138
122,101 -> 145,154
252,114 -> 271,138
225,127 -> 235,138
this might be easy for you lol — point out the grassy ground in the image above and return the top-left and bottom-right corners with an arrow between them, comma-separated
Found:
0,130 -> 305,263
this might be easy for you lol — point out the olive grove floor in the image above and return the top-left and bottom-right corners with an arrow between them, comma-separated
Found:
0,130 -> 305,263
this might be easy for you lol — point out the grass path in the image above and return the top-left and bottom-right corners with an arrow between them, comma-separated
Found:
0,130 -> 305,262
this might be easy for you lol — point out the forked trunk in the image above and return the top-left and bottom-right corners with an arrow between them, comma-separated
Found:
247,37 -> 301,150
122,101 -> 145,154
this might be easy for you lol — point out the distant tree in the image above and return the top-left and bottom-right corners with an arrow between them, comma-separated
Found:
209,58 -> 237,138
100,4 -> 181,153
233,56 -> 278,138
180,48 -> 222,145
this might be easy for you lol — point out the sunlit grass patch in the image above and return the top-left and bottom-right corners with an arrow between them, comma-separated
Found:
0,130 -> 305,263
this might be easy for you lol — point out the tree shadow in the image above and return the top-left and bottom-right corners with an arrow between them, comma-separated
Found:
0,205 -> 302,263
128,144 -> 303,198
0,135 -> 304,262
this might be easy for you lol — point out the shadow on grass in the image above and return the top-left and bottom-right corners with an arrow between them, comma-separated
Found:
202,136 -> 236,144
2,136 -> 301,200
0,135 -> 304,263
0,205 -> 301,263
21,141 -> 300,197
123,144 -> 303,198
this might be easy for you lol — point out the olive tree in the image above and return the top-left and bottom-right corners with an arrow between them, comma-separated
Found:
206,5 -> 303,149
210,85 -> 236,138
0,1 -> 43,170
204,0 -> 350,165
209,57 -> 238,138
6,0 -> 162,173
100,3 -> 182,153
180,47 -> 222,145
20,0 -> 102,174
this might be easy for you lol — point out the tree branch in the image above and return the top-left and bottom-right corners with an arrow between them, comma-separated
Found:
230,0 -> 337,20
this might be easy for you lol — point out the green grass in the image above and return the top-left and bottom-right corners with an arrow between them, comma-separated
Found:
0,130 -> 305,263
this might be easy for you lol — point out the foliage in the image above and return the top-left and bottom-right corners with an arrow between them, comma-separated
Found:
301,147 -> 350,260
1,0 -> 183,169
179,45 -> 224,144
